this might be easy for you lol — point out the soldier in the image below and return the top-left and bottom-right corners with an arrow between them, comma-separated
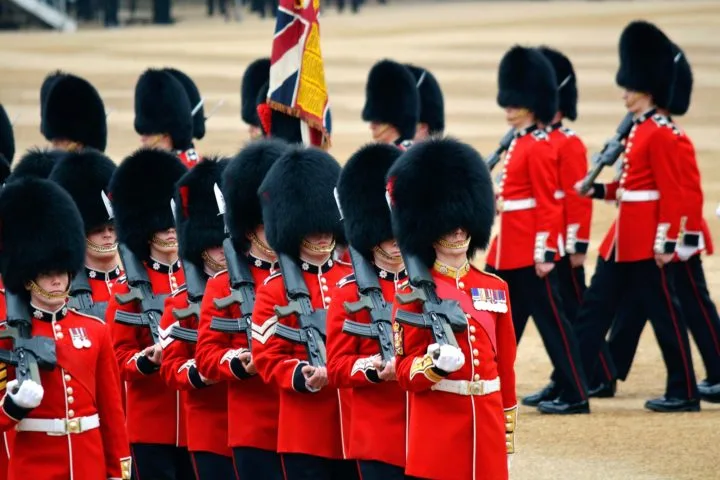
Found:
599,39 -> 720,403
0,104 -> 14,166
134,69 -> 197,169
404,64 -> 444,141
0,177 -> 130,480
105,149 -> 192,477
362,59 -> 420,149
41,73 -> 107,152
241,58 -> 271,140
485,45 -> 589,414
325,143 -> 405,480
195,139 -> 287,480
574,21 -> 699,412
522,47 -> 617,405
158,158 -> 236,478
251,146 -> 356,480
388,137 -> 516,480
165,68 -> 206,167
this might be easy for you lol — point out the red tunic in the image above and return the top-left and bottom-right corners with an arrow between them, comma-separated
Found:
487,126 -> 563,269
177,149 -> 201,170
158,287 -> 231,457
252,258 -> 351,459
597,112 -> 684,262
547,124 -> 593,255
394,266 -> 517,480
0,292 -> 14,480
326,266 -> 408,469
194,257 -> 279,451
0,306 -> 130,480
86,266 -> 123,303
107,259 -> 187,445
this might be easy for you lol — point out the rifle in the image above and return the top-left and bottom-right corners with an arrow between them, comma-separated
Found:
578,112 -> 635,195
0,291 -> 57,388
485,128 -> 515,172
113,243 -> 167,344
169,259 -> 207,343
209,237 -> 256,350
273,253 -> 327,368
67,268 -> 108,319
341,246 -> 395,364
394,253 -> 467,350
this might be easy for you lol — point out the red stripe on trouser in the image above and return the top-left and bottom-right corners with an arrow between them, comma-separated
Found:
281,454 -> 288,480
544,278 -> 587,400
357,460 -> 364,480
190,452 -> 200,480
685,262 -> 720,355
231,451 -> 241,480
660,268 -> 694,399
571,269 -> 613,382
131,445 -> 141,480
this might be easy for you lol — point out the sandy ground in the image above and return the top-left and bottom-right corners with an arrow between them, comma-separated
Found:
1,1 -> 720,478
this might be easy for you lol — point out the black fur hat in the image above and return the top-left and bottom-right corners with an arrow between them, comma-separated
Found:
174,157 -> 228,267
109,148 -> 188,260
337,143 -> 402,260
222,138 -> 289,251
242,58 -> 271,127
497,46 -> 558,124
49,149 -> 117,233
43,74 -> 107,152
668,44 -> 692,116
405,64 -> 445,134
0,155 -> 10,185
134,69 -> 194,150
0,105 -> 14,164
362,59 -> 420,141
165,68 -> 206,140
387,137 -> 495,267
538,47 -> 578,121
6,148 -> 67,184
616,21 -> 677,109
258,146 -> 342,257
39,70 -> 67,139
0,177 -> 85,295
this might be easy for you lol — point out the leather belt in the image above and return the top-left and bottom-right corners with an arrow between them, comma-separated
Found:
431,377 -> 501,396
554,190 -> 565,200
617,189 -> 660,202
497,198 -> 536,212
17,413 -> 100,435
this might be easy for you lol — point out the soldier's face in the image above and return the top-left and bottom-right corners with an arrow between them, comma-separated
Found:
414,123 -> 430,142
623,89 -> 652,114
203,246 -> 227,271
150,228 -> 178,254
141,134 -> 173,150
300,233 -> 335,262
31,271 -> 70,309
86,224 -> 118,260
434,228 -> 470,256
370,122 -> 400,144
505,107 -> 532,128
378,239 -> 402,259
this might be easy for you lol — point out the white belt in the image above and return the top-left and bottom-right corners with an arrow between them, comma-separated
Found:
617,189 -> 660,202
431,377 -> 501,396
498,198 -> 536,212
17,414 -> 100,435
554,190 -> 565,200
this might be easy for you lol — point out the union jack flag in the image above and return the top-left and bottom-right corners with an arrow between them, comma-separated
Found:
268,0 -> 331,147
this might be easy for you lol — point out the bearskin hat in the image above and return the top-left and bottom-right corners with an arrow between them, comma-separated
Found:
405,64 -> 445,134
668,44 -> 692,116
174,157 -> 228,267
538,47 -> 578,121
616,21 -> 677,109
362,60 -> 420,141
6,148 -> 66,184
42,74 -> 107,152
222,138 -> 289,251
109,148 -> 188,260
165,68 -> 206,140
0,155 -> 10,185
0,178 -> 85,295
0,105 -> 14,164
497,46 -> 558,124
337,143 -> 402,260
39,70 -> 67,138
49,149 -> 117,233
254,81 -> 305,145
242,58 -> 271,127
258,146 -> 342,257
134,69 -> 194,151
387,137 -> 495,267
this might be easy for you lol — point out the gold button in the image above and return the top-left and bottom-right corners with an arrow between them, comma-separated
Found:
470,335 -> 476,342
473,359 -> 480,366
320,277 -> 327,284
458,282 -> 465,289
56,332 -> 64,339
469,326 -> 476,333
324,297 -> 331,303
465,313 -> 471,319
473,349 -> 479,356
54,324 -> 62,331
474,374 -> 480,381
66,387 -> 73,395
64,374 -> 71,382
67,396 -> 74,404
322,285 -> 329,292
68,410 -> 75,418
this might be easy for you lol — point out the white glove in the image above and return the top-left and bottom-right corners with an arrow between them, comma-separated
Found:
6,379 -> 44,409
508,454 -> 513,471
716,203 -> 720,218
676,244 -> 696,261
427,343 -> 465,373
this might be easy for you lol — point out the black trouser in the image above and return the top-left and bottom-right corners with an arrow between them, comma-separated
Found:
574,254 -> 698,399
153,0 -> 172,24
282,453 -> 360,480
207,0 -> 227,15
190,451 -> 236,479
554,256 -> 616,386
104,0 -> 119,25
131,443 -> 195,480
486,265 -> 588,403
357,460 -> 407,480
600,255 -> 720,384
233,446 -> 284,480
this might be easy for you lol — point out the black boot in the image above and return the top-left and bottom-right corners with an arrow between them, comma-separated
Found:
588,379 -> 616,398
644,397 -> 700,412
537,398 -> 590,415
521,382 -> 559,407
698,380 -> 720,403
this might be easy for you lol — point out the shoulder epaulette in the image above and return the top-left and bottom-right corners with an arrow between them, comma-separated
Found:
70,308 -> 106,324
532,129 -> 549,141
171,285 -> 188,297
397,279 -> 411,291
263,271 -> 283,286
476,268 -> 507,286
337,274 -> 356,288
652,113 -> 670,127
117,275 -> 128,284
559,126 -> 576,137
212,269 -> 228,278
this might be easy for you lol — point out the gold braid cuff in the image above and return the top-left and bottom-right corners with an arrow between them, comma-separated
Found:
201,250 -> 227,272
25,281 -> 70,301
504,405 -> 518,454
301,238 -> 336,253
86,238 -> 118,254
